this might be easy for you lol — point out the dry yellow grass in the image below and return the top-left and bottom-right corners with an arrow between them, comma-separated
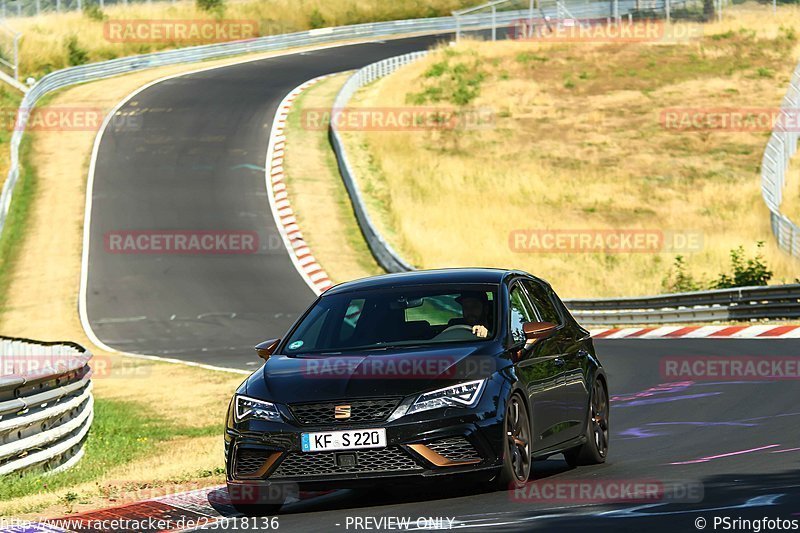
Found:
0,39 -> 383,340
342,5 -> 800,298
7,0 -> 476,78
3,436 -> 226,519
783,147 -> 800,222
0,47 -> 334,519
283,73 -> 383,284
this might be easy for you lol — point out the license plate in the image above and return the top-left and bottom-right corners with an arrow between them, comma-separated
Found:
301,428 -> 387,452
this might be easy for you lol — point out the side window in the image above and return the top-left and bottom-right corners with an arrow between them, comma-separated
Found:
509,284 -> 535,344
339,298 -> 365,342
523,280 -> 562,325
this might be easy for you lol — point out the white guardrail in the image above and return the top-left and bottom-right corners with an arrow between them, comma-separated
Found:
0,6 -> 574,241
330,0 -> 645,274
761,64 -> 800,257
0,336 -> 92,476
328,21 -> 800,325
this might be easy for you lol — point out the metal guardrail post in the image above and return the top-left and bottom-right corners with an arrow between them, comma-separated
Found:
491,5 -> 497,41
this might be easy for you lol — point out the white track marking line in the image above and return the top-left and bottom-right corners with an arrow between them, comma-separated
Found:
79,41 -> 392,373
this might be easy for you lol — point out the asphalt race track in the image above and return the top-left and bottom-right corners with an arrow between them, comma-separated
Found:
198,339 -> 800,532
85,35 -> 451,367
84,35 -> 800,532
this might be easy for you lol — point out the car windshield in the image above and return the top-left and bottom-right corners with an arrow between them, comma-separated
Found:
283,284 -> 499,354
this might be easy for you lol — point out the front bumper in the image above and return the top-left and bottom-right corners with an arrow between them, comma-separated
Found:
224,395 -> 506,498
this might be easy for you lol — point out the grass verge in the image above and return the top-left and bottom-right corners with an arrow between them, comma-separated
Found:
283,73 -> 383,284
8,0 -> 478,79
0,357 -> 244,518
340,5 -> 800,297
0,134 -> 34,317
0,398 -> 218,503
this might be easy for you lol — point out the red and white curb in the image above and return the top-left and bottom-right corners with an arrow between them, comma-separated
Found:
265,75 -> 336,296
15,486 -> 334,532
590,324 -> 800,339
8,486 -> 226,532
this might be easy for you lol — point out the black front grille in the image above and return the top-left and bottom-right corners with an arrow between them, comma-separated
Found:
271,447 -> 422,478
427,437 -> 481,462
289,398 -> 401,426
234,448 -> 270,478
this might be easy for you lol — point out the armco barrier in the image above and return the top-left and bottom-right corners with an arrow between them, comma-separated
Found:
0,7 -> 548,242
0,336 -> 93,476
328,42 -> 800,325
566,284 -> 800,325
326,0 -> 640,273
329,51 -> 427,273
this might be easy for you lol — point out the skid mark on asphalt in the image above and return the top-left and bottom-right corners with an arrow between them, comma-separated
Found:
669,444 -> 781,465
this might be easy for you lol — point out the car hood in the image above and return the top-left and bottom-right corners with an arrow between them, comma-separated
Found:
244,343 -> 503,403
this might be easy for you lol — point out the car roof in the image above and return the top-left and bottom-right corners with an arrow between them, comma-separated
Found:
323,268 -> 533,296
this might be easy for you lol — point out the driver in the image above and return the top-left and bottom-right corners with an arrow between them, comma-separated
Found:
449,292 -> 491,338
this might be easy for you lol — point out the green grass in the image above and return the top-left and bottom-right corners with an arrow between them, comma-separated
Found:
281,77 -> 383,282
0,103 -> 33,319
0,398 -> 220,511
0,88 -> 75,321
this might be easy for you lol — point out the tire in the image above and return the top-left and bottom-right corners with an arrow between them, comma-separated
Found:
492,393 -> 532,490
564,378 -> 609,467
232,503 -> 283,516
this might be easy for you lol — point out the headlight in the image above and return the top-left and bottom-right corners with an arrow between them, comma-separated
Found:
405,379 -> 486,416
234,395 -> 282,422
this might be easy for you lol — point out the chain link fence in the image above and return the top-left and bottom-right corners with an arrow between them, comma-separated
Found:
761,64 -> 800,258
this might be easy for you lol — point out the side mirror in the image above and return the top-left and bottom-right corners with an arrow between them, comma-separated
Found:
522,321 -> 557,342
255,338 -> 281,361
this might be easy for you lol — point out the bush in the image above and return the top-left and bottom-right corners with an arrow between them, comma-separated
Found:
309,8 -> 326,29
407,56 -> 485,106
710,242 -> 773,289
662,255 -> 701,293
196,0 -> 224,13
65,36 -> 89,66
663,242 -> 774,293
82,2 -> 106,21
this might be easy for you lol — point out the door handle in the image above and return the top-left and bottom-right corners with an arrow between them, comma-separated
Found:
554,357 -> 565,367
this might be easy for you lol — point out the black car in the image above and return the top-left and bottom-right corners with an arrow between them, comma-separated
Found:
225,268 -> 609,513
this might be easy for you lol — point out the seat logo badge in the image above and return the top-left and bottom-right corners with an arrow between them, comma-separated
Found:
335,405 -> 351,419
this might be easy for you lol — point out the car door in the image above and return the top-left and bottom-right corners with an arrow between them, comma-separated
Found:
523,279 -> 589,444
508,281 -> 565,452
